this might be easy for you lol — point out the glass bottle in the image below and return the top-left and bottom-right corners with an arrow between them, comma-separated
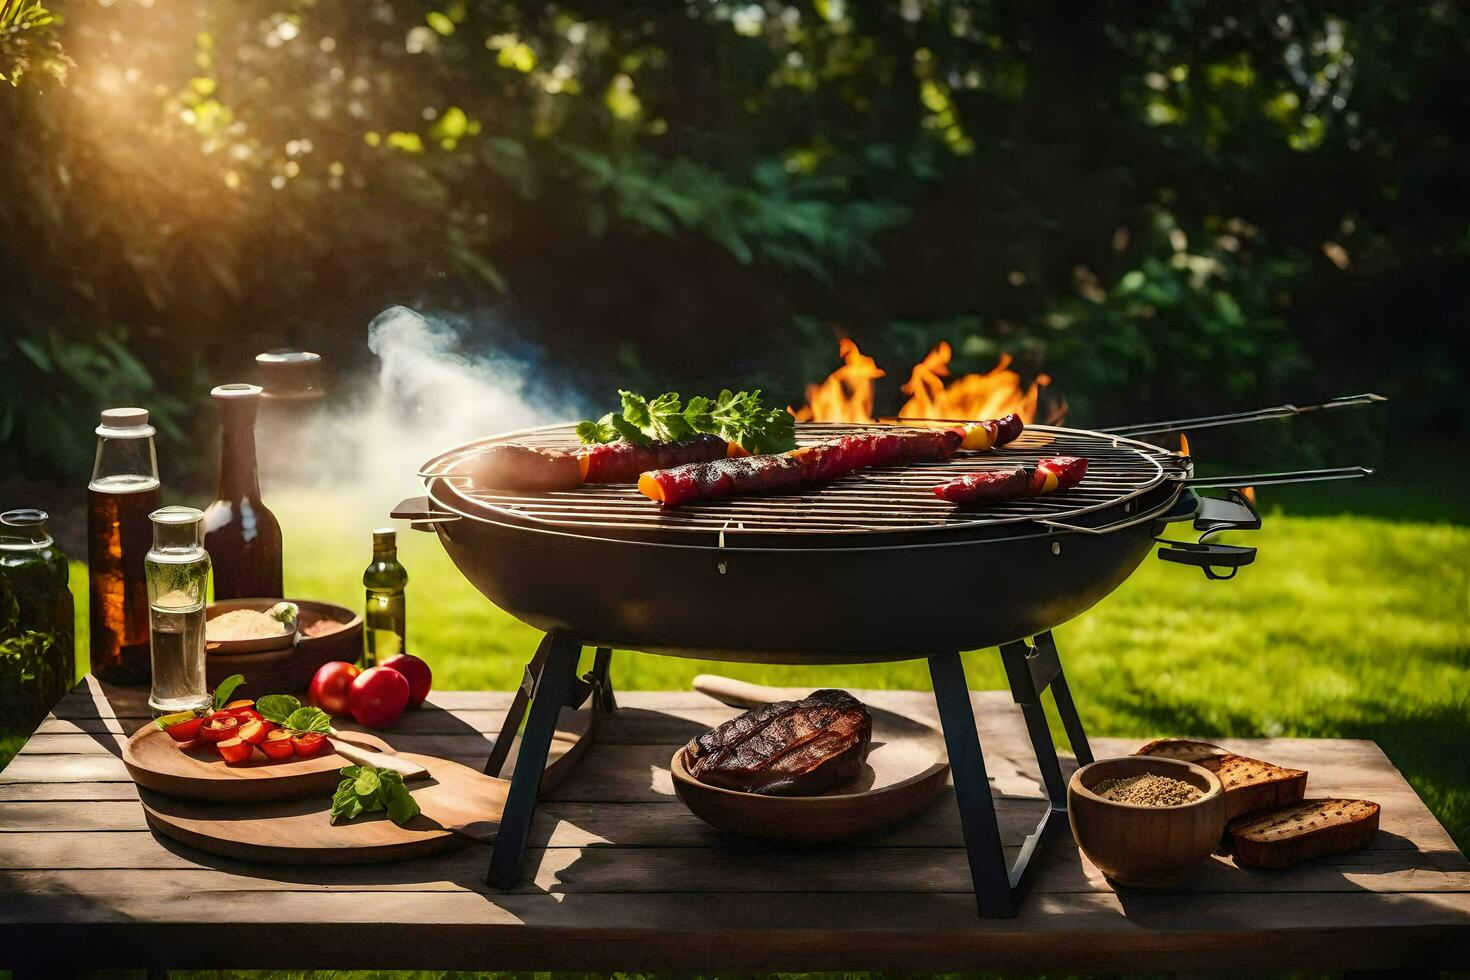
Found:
145,506 -> 212,716
88,407 -> 162,686
201,383 -> 284,600
0,509 -> 75,727
362,528 -> 407,667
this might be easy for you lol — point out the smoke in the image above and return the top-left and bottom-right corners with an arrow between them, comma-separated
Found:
261,306 -> 579,516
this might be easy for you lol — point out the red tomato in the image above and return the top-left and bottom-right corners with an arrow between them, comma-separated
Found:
379,654 -> 432,708
216,736 -> 254,765
237,718 -> 272,745
164,716 -> 205,743
199,715 -> 240,743
291,732 -> 328,758
308,661 -> 361,716
260,729 -> 296,760
348,666 -> 411,728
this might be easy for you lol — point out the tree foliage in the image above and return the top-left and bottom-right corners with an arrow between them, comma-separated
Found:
1,1 -> 1466,475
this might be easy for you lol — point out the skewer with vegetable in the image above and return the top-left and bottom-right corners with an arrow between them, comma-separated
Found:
932,455 -> 1088,506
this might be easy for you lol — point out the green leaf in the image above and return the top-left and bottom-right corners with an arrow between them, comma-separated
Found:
255,694 -> 301,726
330,776 -> 365,825
576,419 -> 612,444
618,390 -> 652,430
212,674 -> 246,711
353,767 -> 381,797
379,770 -> 421,825
607,413 -> 650,445
285,706 -> 332,734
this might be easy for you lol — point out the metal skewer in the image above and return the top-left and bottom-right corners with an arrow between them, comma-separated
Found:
1185,465 -> 1374,489
1096,393 -> 1386,437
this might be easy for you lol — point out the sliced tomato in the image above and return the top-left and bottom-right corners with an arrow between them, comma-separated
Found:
291,732 -> 328,758
216,736 -> 254,765
260,729 -> 297,760
237,718 -> 273,745
164,716 -> 205,743
199,715 -> 240,743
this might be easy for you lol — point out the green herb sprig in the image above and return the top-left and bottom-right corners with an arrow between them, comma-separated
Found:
330,764 -> 421,826
577,389 -> 796,455
256,693 -> 332,734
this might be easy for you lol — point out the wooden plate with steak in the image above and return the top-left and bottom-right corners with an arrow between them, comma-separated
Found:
671,679 -> 949,842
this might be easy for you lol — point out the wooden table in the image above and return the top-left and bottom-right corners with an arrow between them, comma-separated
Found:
2,677 -> 1466,975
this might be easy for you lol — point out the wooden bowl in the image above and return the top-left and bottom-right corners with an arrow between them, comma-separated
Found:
1067,756 -> 1225,888
205,597 -> 362,695
204,605 -> 296,655
669,713 -> 949,843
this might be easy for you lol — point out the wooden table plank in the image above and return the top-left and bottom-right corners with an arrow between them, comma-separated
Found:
1,677 -> 1466,975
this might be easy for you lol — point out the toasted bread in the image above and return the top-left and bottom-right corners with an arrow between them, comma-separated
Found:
1135,738 -> 1307,819
1228,798 -> 1381,869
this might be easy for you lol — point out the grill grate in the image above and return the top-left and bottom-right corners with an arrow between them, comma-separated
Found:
421,423 -> 1185,541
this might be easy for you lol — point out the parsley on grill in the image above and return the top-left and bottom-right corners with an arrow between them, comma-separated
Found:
577,389 -> 796,455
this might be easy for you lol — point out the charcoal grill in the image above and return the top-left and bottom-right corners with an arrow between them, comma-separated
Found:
395,403 -> 1377,918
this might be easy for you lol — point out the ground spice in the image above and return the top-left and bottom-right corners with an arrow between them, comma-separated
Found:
1093,772 -> 1203,806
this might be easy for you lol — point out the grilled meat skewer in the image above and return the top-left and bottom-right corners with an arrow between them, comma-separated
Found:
579,434 -> 746,483
638,427 -> 967,506
933,455 -> 1088,506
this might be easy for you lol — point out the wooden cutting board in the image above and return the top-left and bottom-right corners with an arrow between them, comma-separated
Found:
134,706 -> 597,864
122,724 -> 404,803
139,752 -> 506,865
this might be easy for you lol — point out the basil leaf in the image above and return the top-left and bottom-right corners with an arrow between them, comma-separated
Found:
353,768 -> 381,797
255,694 -> 301,726
285,706 -> 332,734
212,674 -> 246,711
330,776 -> 364,825
379,771 -> 421,826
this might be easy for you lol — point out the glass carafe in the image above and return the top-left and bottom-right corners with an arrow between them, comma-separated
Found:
88,407 -> 162,686
145,506 -> 212,716
202,383 -> 284,600
0,509 -> 75,728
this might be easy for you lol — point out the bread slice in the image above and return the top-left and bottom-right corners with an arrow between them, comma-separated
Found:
1135,738 -> 1307,819
1229,798 -> 1381,869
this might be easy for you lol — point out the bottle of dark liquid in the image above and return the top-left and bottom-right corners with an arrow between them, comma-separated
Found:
88,408 -> 162,685
362,528 -> 407,667
201,383 -> 284,600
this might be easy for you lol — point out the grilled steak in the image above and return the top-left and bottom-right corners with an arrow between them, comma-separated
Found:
684,689 -> 872,796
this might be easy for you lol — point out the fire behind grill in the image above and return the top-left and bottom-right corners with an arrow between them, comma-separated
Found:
420,422 -> 1188,545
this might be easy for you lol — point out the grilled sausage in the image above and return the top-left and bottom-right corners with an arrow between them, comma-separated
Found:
579,434 -> 742,483
638,428 -> 965,506
454,443 -> 582,493
960,412 -> 1026,451
933,455 -> 1088,506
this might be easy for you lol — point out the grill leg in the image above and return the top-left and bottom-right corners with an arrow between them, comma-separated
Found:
487,632 -> 582,889
591,646 -> 617,712
932,631 -> 1092,919
929,651 -> 1015,918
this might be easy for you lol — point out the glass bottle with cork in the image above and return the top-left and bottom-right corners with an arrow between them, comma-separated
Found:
362,528 -> 407,667
201,383 -> 284,600
88,407 -> 162,685
145,506 -> 212,716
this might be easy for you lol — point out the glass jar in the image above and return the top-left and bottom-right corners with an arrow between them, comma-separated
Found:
145,506 -> 212,715
0,510 -> 75,730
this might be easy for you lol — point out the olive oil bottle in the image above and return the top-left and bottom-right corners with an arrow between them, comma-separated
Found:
362,528 -> 407,667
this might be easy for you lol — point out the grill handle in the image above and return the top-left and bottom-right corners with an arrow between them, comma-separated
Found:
391,495 -> 461,531
1155,488 -> 1260,579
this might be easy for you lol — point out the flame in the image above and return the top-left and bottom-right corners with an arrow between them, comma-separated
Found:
1180,433 -> 1191,457
1242,486 -> 1257,504
792,338 -> 885,423
794,339 -> 1054,424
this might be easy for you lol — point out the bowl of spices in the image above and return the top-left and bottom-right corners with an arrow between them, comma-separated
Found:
1068,756 -> 1226,888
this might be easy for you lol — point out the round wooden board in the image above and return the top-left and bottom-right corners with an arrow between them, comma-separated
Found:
670,709 -> 950,843
140,753 -> 506,864
123,724 -> 399,803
